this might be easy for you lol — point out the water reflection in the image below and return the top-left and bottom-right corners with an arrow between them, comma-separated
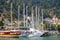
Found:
0,38 -> 19,40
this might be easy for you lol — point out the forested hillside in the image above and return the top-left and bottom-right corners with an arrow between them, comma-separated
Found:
0,0 -> 60,19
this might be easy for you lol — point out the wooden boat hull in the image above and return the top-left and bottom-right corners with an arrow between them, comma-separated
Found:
0,30 -> 25,38
0,34 -> 19,38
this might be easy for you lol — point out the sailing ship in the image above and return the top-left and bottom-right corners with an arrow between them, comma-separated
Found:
19,6 -> 49,37
0,3 -> 25,38
0,3 -> 49,37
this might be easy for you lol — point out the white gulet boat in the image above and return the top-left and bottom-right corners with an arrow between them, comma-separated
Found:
19,6 -> 49,37
19,28 -> 46,37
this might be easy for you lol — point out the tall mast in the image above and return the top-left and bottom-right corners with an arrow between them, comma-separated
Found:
31,6 -> 34,28
35,6 -> 38,29
23,4 -> 25,27
41,9 -> 43,30
26,6 -> 28,27
37,8 -> 40,30
11,3 -> 13,28
18,5 -> 20,27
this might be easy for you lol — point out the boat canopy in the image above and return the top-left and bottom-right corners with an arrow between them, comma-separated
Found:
18,26 -> 31,28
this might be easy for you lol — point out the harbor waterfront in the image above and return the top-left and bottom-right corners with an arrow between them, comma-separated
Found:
0,35 -> 60,40
0,0 -> 60,40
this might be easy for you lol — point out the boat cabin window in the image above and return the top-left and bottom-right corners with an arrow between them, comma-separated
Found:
19,28 -> 30,30
5,28 -> 30,30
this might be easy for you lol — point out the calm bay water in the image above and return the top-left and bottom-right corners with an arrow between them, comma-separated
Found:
0,35 -> 60,40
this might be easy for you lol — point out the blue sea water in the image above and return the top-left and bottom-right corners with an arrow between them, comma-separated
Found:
0,35 -> 60,40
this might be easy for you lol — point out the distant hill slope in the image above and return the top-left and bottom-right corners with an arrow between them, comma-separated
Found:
0,0 -> 60,19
